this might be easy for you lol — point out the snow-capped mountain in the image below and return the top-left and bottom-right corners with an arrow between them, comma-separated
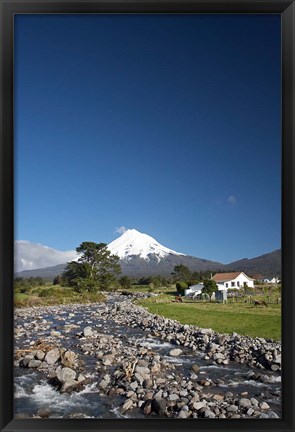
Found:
14,228 -> 282,279
108,228 -> 185,262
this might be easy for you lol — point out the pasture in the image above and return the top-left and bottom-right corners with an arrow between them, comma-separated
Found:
137,294 -> 281,341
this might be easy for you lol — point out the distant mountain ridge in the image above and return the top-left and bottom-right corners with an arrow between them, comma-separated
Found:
15,229 -> 281,280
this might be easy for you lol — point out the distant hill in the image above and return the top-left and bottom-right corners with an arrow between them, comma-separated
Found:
225,249 -> 281,278
16,263 -> 67,281
15,249 -> 281,281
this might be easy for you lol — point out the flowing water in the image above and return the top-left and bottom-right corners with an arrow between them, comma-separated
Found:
14,298 -> 281,418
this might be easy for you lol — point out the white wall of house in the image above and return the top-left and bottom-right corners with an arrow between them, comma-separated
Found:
218,273 -> 254,289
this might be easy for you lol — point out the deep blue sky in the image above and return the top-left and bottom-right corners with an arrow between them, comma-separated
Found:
14,14 -> 281,263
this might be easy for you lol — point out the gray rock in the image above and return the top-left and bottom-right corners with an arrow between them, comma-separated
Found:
57,367 -> 76,383
60,379 -> 79,393
135,365 -> 150,376
191,364 -> 200,374
45,348 -> 60,365
121,398 -> 133,413
35,350 -> 45,360
204,409 -> 216,418
130,381 -> 138,391
28,359 -> 42,368
239,398 -> 252,408
178,410 -> 190,418
22,355 -> 34,367
169,393 -> 179,401
36,407 -> 51,418
271,364 -> 280,371
152,398 -> 167,416
193,402 -> 206,410
134,373 -> 144,385
169,348 -> 183,357
226,405 -> 238,412
143,400 -> 152,415
83,326 -> 93,337
260,402 -> 270,410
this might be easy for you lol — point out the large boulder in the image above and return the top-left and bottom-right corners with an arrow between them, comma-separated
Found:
45,348 -> 60,365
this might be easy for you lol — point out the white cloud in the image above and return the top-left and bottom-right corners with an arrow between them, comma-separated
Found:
227,195 -> 237,205
115,226 -> 127,235
14,240 -> 78,272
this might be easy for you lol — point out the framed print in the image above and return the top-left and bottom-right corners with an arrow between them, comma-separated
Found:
1,1 -> 294,432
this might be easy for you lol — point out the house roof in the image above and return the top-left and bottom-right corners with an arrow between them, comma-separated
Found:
212,272 -> 254,282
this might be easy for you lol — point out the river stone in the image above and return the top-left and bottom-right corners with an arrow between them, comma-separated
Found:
130,381 -> 138,391
134,373 -> 144,385
193,402 -> 206,410
22,355 -> 34,367
260,402 -> 270,410
152,398 -> 167,416
271,364 -> 280,371
143,400 -> 152,415
213,394 -> 224,402
45,348 -> 60,365
178,410 -> 190,418
35,350 -> 45,360
60,379 -> 79,393
204,409 -> 216,418
143,379 -> 153,389
57,367 -> 76,383
191,364 -> 200,374
213,353 -> 224,360
226,405 -> 239,412
36,407 -> 51,418
137,359 -> 149,367
63,350 -> 76,364
50,330 -> 61,337
200,328 -> 213,335
83,326 -> 93,337
169,393 -> 179,401
28,359 -> 42,368
135,366 -> 150,375
77,374 -> 86,382
239,398 -> 252,408
169,349 -> 183,357
121,399 -> 133,413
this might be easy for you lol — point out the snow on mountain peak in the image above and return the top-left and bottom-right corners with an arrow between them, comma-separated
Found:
108,228 -> 185,261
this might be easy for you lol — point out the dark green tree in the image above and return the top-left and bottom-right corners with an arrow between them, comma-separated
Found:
119,276 -> 132,289
172,264 -> 191,282
202,279 -> 218,301
62,242 -> 121,292
176,281 -> 188,296
53,275 -> 63,285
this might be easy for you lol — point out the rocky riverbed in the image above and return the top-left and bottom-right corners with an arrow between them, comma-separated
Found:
14,293 -> 281,419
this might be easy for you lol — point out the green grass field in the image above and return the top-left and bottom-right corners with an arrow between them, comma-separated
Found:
14,284 -> 105,307
137,294 -> 281,341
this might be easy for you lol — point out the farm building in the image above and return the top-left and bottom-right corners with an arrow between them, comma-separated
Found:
185,281 -> 225,297
212,271 -> 254,289
184,283 -> 204,297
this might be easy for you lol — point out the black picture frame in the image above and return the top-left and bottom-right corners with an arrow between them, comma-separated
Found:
1,1 -> 294,431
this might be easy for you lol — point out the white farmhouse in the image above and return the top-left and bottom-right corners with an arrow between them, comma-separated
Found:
212,272 -> 254,289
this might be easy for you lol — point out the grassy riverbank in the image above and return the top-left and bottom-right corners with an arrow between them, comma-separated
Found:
14,284 -> 105,307
137,294 -> 281,341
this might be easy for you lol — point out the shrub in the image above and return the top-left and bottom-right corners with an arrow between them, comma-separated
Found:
176,281 -> 188,296
39,288 -> 55,297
